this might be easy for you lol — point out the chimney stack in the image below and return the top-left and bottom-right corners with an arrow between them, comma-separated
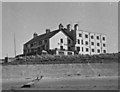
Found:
74,24 -> 79,31
46,29 -> 50,34
67,24 -> 71,31
33,32 -> 37,38
59,23 -> 64,30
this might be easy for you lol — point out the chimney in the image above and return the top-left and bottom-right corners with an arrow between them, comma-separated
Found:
67,24 -> 71,31
59,23 -> 64,30
33,32 -> 37,38
74,24 -> 79,31
46,29 -> 50,34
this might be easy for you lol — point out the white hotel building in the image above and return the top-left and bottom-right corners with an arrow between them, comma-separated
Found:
23,23 -> 107,55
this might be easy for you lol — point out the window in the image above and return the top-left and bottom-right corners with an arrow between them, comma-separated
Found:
68,39 -> 71,44
45,40 -> 47,43
31,43 -> 33,47
81,40 -> 83,45
92,49 -> 94,52
85,34 -> 88,38
85,41 -> 88,45
60,46 -> 63,50
91,42 -> 94,45
103,43 -> 106,47
97,43 -> 100,46
31,49 -> 34,53
97,36 -> 99,40
59,51 -> 64,55
97,49 -> 100,53
78,39 -> 80,44
68,47 -> 71,51
68,52 -> 72,55
86,48 -> 89,52
34,42 -> 37,46
60,39 -> 63,43
76,47 -> 80,52
39,41 -> 42,45
82,47 -> 84,52
79,33 -> 82,37
91,35 -> 94,39
42,45 -> 45,50
103,50 -> 106,53
103,37 -> 105,41
25,44 -> 27,48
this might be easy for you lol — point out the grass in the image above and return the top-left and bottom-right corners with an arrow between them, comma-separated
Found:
2,52 -> 119,65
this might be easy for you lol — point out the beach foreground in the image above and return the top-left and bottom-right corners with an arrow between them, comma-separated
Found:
2,76 -> 118,90
1,63 -> 118,90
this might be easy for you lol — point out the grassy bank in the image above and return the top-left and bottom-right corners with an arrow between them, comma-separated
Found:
2,63 -> 118,80
2,53 -> 118,65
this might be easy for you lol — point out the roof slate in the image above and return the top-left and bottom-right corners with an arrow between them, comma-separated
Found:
25,29 -> 74,45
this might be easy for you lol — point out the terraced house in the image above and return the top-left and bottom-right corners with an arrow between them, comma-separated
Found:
23,24 -> 107,55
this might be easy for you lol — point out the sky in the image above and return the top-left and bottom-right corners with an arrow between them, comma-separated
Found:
2,2 -> 118,58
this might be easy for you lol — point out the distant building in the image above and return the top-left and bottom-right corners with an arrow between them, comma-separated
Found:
23,23 -> 107,55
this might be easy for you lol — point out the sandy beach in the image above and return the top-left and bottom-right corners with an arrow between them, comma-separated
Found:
1,63 -> 118,90
2,76 -> 118,90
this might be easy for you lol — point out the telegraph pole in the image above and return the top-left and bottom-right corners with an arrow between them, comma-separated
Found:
14,32 -> 16,57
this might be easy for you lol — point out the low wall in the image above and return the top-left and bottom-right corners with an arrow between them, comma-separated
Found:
2,63 -> 118,79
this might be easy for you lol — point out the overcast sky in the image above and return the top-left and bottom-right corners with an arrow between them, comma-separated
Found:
2,2 -> 118,58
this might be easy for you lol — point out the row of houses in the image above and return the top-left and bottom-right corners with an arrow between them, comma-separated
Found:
23,23 -> 107,55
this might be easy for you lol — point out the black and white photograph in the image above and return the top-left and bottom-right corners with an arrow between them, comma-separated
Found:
0,0 -> 119,92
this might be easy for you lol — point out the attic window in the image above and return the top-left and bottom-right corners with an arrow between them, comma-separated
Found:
60,39 -> 63,43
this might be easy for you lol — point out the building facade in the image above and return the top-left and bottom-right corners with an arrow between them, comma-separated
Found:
23,23 -> 107,55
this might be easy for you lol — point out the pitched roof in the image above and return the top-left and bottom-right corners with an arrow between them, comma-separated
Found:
25,29 -> 73,45
62,28 -> 74,40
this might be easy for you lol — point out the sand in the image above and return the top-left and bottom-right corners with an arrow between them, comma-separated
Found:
1,63 -> 118,90
2,76 -> 118,90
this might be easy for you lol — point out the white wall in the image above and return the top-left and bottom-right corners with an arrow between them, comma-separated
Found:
75,30 -> 90,54
49,31 -> 68,50
75,30 -> 107,55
